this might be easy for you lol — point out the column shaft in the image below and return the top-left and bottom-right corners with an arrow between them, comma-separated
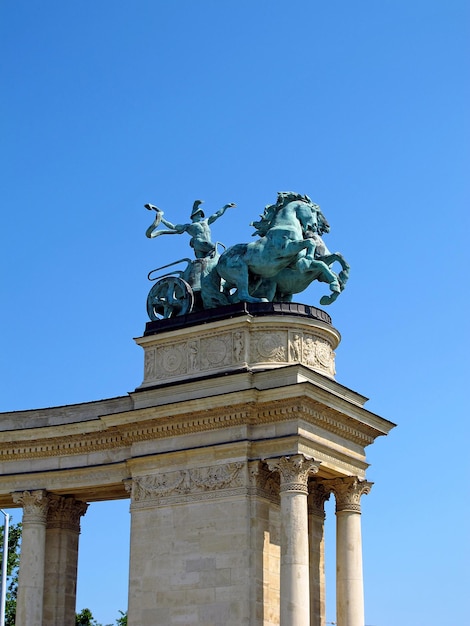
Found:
326,477 -> 372,626
43,496 -> 88,626
267,455 -> 320,626
308,482 -> 329,626
12,490 -> 50,626
281,489 -> 310,625
336,510 -> 364,626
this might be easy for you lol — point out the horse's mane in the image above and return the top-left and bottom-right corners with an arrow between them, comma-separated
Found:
251,191 -> 313,237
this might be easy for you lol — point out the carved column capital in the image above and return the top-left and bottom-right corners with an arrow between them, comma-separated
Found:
308,480 -> 330,518
12,489 -> 51,524
248,460 -> 280,501
46,495 -> 88,532
323,477 -> 373,513
266,454 -> 320,494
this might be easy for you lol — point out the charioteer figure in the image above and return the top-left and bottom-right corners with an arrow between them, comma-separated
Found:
144,200 -> 236,259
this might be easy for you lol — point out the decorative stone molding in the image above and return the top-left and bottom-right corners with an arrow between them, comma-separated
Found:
135,315 -> 340,388
46,494 -> 88,531
266,454 -> 320,494
308,480 -> 330,519
322,477 -> 373,513
12,489 -> 51,523
248,460 -> 280,503
127,462 -> 245,507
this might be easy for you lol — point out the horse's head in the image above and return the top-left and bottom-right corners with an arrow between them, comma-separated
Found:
315,206 -> 330,235
251,192 -> 326,239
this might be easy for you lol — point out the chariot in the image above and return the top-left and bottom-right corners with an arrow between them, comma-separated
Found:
146,248 -> 223,320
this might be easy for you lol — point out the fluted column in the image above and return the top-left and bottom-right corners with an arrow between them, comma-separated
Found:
267,455 -> 320,626
308,481 -> 330,626
43,495 -> 88,626
12,490 -> 51,626
327,477 -> 372,626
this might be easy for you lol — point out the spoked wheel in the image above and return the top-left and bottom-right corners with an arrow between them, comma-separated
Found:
146,277 -> 194,320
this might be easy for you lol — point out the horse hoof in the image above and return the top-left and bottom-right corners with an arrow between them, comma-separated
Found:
320,292 -> 340,306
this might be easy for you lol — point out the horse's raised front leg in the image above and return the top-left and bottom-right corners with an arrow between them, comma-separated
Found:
318,253 -> 350,290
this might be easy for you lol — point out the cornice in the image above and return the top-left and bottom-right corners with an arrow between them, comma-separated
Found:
0,393 -> 380,463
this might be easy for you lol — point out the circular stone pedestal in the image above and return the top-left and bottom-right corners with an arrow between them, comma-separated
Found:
135,302 -> 341,388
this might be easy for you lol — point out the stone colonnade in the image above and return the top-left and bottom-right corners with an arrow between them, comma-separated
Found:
11,490 -> 87,626
10,459 -> 371,626
264,456 -> 372,626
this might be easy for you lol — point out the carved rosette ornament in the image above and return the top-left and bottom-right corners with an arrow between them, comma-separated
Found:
323,477 -> 373,513
12,489 -> 51,524
308,480 -> 330,519
46,495 -> 88,532
266,454 -> 320,494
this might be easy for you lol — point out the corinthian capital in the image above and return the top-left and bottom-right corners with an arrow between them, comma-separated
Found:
323,477 -> 373,513
12,489 -> 51,523
266,454 -> 320,494
47,495 -> 88,531
308,480 -> 330,518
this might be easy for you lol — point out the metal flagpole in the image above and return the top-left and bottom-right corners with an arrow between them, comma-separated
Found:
0,510 -> 9,626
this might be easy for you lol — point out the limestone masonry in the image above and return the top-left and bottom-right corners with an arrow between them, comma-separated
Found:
0,306 -> 395,626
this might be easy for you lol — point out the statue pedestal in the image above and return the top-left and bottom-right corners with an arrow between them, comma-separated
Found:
135,302 -> 341,389
127,304 -> 394,626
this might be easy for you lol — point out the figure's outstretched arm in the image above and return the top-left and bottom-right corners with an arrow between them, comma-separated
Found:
145,203 -> 185,238
207,202 -> 236,225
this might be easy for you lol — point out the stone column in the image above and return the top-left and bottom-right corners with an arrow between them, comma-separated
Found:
12,490 -> 51,626
43,495 -> 88,626
308,481 -> 330,626
267,455 -> 320,626
327,477 -> 372,626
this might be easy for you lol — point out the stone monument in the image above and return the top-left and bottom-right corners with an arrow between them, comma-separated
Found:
0,192 -> 394,626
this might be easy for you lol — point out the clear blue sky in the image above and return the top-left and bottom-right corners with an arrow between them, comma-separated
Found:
1,2 -> 469,624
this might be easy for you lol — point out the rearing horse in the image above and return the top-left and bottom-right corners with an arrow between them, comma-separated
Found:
249,201 -> 350,305
202,192 -> 321,307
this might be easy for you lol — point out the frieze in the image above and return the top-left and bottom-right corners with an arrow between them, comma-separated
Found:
129,462 -> 245,504
200,333 -> 232,369
138,317 -> 339,387
232,330 -> 246,362
251,331 -> 286,363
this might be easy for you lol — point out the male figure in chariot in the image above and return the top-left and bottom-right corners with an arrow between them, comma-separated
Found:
145,199 -> 236,259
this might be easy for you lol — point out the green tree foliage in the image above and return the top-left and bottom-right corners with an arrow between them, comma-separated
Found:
76,607 -> 101,625
116,610 -> 127,626
75,607 -> 127,626
0,519 -> 22,626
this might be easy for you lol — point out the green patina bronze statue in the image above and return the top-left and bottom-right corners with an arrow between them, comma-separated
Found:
144,200 -> 236,259
144,192 -> 349,320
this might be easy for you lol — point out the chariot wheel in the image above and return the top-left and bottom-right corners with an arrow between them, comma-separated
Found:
146,276 -> 194,321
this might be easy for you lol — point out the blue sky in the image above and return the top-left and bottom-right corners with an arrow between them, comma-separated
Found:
1,1 -> 469,624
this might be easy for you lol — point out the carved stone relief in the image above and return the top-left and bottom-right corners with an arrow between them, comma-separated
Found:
140,319 -> 338,386
251,331 -> 286,363
248,461 -> 280,503
128,462 -> 245,506
200,333 -> 232,369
